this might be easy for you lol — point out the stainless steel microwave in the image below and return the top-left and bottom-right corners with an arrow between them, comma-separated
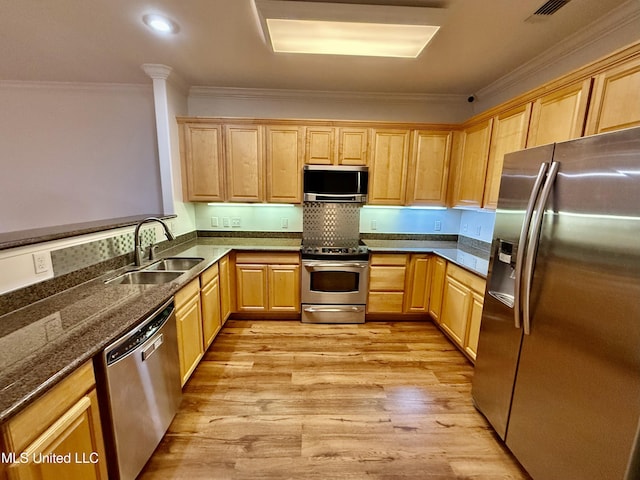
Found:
303,165 -> 368,203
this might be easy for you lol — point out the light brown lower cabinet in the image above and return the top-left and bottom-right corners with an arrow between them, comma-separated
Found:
219,254 -> 233,324
175,278 -> 204,387
428,256 -> 447,323
200,263 -> 222,350
1,362 -> 108,480
234,252 -> 301,314
439,263 -> 486,362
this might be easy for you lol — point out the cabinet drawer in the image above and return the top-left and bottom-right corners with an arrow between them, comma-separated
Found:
446,263 -> 486,294
235,251 -> 300,265
175,278 -> 200,307
368,292 -> 404,313
369,265 -> 407,291
369,253 -> 409,266
200,262 -> 219,285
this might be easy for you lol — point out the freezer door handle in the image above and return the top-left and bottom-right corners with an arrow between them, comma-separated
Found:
522,161 -> 560,335
514,162 -> 549,330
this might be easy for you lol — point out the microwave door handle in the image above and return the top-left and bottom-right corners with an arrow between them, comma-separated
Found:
514,162 -> 549,330
522,161 -> 559,335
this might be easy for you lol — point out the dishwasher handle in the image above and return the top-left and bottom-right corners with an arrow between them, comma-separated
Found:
141,334 -> 164,361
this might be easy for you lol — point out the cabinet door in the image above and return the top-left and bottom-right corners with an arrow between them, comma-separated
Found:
338,127 -> 368,165
201,275 -> 221,349
305,127 -> 335,165
182,124 -> 225,201
406,131 -> 452,206
585,57 -> 640,135
464,291 -> 484,362
526,79 -> 592,147
268,265 -> 300,312
440,275 -> 471,347
404,255 -> 432,313
219,254 -> 233,322
266,126 -> 302,203
368,129 -> 410,205
225,125 -> 264,202
429,257 -> 447,323
175,281 -> 204,386
8,390 -> 107,480
483,105 -> 532,209
235,264 -> 268,312
452,119 -> 493,208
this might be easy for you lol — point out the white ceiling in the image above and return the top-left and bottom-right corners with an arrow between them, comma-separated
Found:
1,0 -> 637,95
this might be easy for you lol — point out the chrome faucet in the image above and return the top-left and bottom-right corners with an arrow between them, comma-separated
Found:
133,217 -> 176,266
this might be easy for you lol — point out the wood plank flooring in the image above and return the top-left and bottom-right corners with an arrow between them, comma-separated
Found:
140,321 -> 530,479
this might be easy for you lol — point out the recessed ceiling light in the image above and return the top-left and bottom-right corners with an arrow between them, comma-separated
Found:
254,0 -> 446,58
142,14 -> 179,34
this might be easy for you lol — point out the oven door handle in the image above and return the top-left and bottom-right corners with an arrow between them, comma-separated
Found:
304,263 -> 368,269
303,306 -> 365,313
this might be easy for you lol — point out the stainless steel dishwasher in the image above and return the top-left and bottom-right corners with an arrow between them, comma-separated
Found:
96,298 -> 182,480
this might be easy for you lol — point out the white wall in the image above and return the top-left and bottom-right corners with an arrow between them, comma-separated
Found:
360,207 -> 461,235
458,209 -> 496,243
0,81 -> 163,233
195,203 -> 302,232
188,87 -> 472,124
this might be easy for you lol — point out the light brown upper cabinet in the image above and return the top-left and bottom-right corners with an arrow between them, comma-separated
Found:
406,130 -> 452,206
180,123 -> 225,202
483,104 -> 532,209
265,125 -> 303,203
526,79 -> 592,147
585,57 -> 640,135
368,129 -> 411,205
224,125 -> 264,202
452,119 -> 493,208
305,126 -> 369,165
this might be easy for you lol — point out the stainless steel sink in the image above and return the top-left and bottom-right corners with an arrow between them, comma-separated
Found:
144,257 -> 205,271
106,271 -> 183,285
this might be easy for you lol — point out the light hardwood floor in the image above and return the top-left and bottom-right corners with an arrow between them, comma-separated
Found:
140,320 -> 530,479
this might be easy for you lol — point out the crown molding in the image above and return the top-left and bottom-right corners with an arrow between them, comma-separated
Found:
189,86 -> 467,105
0,80 -> 151,92
476,0 -> 640,101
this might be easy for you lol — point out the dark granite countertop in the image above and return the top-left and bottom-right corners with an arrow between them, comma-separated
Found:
0,238 -> 300,423
363,239 -> 490,277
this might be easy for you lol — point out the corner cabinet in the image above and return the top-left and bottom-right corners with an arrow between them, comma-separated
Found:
1,362 -> 108,480
451,119 -> 493,208
235,252 -> 300,313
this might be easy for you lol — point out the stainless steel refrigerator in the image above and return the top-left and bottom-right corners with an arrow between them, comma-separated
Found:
472,126 -> 640,480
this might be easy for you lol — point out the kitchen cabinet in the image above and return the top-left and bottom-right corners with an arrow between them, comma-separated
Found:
180,123 -> 225,202
526,79 -> 591,147
585,56 -> 640,135
219,253 -> 233,324
304,126 -> 369,166
428,256 -> 447,323
1,362 -> 108,480
235,252 -> 300,313
266,126 -> 303,203
175,278 -> 204,386
200,263 -> 222,350
224,125 -> 264,202
439,263 -> 486,362
483,104 -> 532,209
404,254 -> 433,313
406,131 -> 452,206
367,254 -> 408,313
368,129 -> 411,205
451,119 -> 493,208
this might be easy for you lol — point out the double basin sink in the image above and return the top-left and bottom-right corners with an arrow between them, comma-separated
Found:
106,257 -> 205,285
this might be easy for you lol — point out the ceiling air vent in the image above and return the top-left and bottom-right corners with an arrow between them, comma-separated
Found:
532,0 -> 571,16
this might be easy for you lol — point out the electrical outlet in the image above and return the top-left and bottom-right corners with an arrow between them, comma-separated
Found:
211,216 -> 219,227
434,220 -> 442,231
32,252 -> 49,274
371,220 -> 377,230
231,217 -> 241,227
463,224 -> 468,233
281,218 -> 289,229
476,225 -> 482,236
222,217 -> 231,228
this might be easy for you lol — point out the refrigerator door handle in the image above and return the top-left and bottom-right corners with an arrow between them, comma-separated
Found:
514,162 -> 549,330
522,161 -> 560,335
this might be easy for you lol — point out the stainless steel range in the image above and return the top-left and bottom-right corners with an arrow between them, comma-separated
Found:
301,200 -> 369,324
